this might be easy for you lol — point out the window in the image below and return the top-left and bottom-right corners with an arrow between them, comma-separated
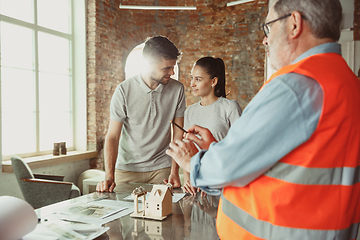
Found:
0,0 -> 86,160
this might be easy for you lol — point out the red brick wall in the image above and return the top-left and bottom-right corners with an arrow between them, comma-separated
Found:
87,0 -> 268,168
355,0 -> 360,41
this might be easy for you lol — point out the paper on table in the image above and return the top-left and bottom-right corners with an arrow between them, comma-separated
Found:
172,193 -> 186,203
59,199 -> 126,218
46,200 -> 134,225
23,220 -> 109,240
123,193 -> 186,203
22,224 -> 59,240
0,196 -> 38,240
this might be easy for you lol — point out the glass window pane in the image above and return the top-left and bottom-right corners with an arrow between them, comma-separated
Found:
39,72 -> 71,112
0,22 -> 34,70
39,72 -> 72,151
2,112 -> 36,155
1,67 -> 36,155
38,32 -> 70,74
37,0 -> 70,33
39,112 -> 72,151
1,67 -> 35,112
0,0 -> 34,23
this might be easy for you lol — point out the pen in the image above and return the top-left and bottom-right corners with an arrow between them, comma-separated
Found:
170,120 -> 188,133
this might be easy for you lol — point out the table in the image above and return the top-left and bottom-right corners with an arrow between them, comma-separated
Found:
83,175 -> 105,194
37,183 -> 220,240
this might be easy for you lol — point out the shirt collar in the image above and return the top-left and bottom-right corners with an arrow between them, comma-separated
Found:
292,42 -> 342,64
136,74 -> 165,93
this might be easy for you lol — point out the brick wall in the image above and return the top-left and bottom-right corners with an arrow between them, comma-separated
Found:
355,0 -> 360,41
87,0 -> 268,168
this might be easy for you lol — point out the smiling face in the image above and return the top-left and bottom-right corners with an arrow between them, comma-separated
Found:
148,57 -> 176,85
190,65 -> 217,98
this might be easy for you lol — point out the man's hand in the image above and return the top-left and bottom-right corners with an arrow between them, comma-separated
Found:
163,172 -> 181,188
166,140 -> 198,172
197,196 -> 217,218
183,180 -> 206,197
182,194 -> 196,206
183,180 -> 197,195
185,125 -> 217,150
183,180 -> 207,197
96,179 -> 116,192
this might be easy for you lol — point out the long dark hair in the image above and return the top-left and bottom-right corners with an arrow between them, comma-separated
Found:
194,57 -> 226,98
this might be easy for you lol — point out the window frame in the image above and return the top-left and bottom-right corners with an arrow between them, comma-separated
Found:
0,0 -> 87,162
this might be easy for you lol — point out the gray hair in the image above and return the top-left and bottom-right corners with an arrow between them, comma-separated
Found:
273,0 -> 343,41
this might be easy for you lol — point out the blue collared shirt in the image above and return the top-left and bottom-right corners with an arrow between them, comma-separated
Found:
190,43 -> 342,195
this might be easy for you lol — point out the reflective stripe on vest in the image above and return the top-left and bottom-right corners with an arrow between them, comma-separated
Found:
264,162 -> 360,186
221,194 -> 359,240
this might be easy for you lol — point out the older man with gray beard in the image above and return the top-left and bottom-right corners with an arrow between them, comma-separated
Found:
166,0 -> 360,239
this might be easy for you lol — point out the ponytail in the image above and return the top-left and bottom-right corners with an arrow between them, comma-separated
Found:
194,57 -> 226,98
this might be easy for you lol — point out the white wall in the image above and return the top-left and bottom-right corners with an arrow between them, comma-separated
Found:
340,0 -> 354,30
339,0 -> 360,75
356,41 -> 360,76
0,159 -> 90,199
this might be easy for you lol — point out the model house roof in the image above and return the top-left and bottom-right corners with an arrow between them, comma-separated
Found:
147,185 -> 171,202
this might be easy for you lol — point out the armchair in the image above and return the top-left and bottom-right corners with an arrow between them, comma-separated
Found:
11,156 -> 80,209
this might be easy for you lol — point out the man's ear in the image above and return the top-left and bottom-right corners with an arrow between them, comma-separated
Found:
289,11 -> 303,39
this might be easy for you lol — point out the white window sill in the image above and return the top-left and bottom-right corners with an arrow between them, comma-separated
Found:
2,150 -> 98,173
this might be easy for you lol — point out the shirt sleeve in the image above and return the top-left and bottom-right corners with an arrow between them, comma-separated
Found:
174,83 -> 186,118
190,73 -> 323,195
184,108 -> 190,130
228,100 -> 243,125
110,85 -> 127,123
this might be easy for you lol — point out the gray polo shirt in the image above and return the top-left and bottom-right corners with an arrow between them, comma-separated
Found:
110,74 -> 186,172
184,97 -> 242,142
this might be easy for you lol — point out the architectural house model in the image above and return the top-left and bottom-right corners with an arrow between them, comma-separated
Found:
130,184 -> 173,220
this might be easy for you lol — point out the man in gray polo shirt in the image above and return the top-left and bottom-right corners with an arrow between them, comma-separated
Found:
96,36 -> 186,192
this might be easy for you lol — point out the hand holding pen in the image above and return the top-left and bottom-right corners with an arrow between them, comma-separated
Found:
183,125 -> 217,150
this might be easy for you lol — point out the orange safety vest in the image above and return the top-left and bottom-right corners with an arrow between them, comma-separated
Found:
216,52 -> 360,240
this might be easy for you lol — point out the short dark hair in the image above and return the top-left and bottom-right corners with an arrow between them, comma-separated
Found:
143,36 -> 181,61
273,0 -> 342,41
195,57 -> 227,98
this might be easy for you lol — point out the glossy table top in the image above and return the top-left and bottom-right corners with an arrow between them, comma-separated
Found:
37,183 -> 220,240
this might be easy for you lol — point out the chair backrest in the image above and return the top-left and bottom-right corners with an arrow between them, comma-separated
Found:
11,156 -> 34,184
11,156 -> 34,179
10,156 -> 78,209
